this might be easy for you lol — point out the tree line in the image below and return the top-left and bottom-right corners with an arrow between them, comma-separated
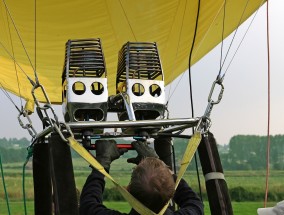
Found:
0,137 -> 30,163
0,135 -> 284,170
220,135 -> 284,170
173,134 -> 284,170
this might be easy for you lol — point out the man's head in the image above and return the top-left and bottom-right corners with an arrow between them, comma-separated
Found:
128,157 -> 175,213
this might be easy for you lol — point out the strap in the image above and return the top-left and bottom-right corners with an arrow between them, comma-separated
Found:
175,132 -> 201,188
205,172 -> 225,182
67,131 -> 202,215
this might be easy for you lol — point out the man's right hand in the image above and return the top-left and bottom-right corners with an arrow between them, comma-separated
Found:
96,140 -> 127,172
127,141 -> 158,165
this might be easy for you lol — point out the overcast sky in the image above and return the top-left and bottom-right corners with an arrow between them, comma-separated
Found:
0,0 -> 283,145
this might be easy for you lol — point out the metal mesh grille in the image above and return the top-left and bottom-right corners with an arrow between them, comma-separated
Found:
116,42 -> 163,85
62,38 -> 106,80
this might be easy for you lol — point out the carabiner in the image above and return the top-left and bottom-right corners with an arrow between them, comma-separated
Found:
208,79 -> 224,105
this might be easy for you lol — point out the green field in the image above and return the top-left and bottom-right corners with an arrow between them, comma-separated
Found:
0,158 -> 283,214
0,201 -> 278,215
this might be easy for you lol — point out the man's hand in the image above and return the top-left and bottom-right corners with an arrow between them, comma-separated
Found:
127,141 -> 158,165
96,140 -> 127,171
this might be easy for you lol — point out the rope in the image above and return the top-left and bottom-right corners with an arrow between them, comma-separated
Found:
0,154 -> 11,215
22,146 -> 34,215
187,0 -> 203,201
264,0 -> 271,207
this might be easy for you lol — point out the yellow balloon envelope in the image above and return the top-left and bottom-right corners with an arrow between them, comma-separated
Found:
0,0 -> 265,104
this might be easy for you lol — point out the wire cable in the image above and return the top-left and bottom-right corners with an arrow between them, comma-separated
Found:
0,40 -> 34,84
118,0 -> 137,42
0,82 -> 21,113
2,0 -> 38,82
167,70 -> 187,102
169,0 -> 250,99
218,0 -> 227,77
222,0 -> 266,77
5,9 -> 23,108
167,0 -> 188,102
218,0 -> 249,75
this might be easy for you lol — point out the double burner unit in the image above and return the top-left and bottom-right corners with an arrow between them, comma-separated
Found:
61,39 -> 186,138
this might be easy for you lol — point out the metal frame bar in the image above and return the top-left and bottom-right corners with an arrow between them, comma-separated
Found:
67,117 -> 199,129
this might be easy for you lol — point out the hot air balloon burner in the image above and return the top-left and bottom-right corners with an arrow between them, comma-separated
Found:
62,38 -> 108,134
114,42 -> 166,126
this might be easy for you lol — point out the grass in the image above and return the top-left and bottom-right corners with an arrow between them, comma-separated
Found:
103,201 -> 277,214
1,158 -> 283,214
0,201 -> 277,215
2,158 -> 284,200
0,201 -> 34,215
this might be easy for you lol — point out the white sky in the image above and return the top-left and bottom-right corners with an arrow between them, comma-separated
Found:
0,0 -> 283,145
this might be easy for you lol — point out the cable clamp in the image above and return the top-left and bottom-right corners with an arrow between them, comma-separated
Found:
195,116 -> 211,134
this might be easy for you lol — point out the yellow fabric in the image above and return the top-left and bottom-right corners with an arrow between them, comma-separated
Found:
24,99 -> 34,115
67,131 -> 202,215
0,0 -> 265,104
175,132 -> 202,189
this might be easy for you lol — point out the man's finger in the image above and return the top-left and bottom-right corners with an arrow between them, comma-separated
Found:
118,148 -> 128,155
127,157 -> 139,164
132,141 -> 148,153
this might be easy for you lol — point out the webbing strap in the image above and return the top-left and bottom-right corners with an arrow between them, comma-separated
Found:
175,132 -> 202,189
67,131 -> 202,215
204,172 -> 225,182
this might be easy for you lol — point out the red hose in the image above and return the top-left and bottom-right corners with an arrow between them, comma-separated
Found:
89,144 -> 134,150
